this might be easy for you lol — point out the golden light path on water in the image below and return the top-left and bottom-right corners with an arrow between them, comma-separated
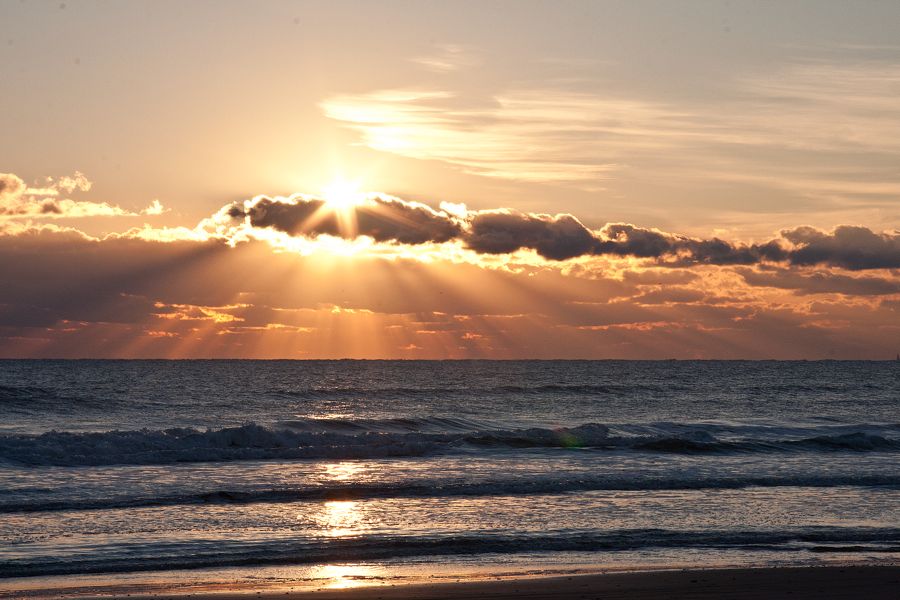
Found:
310,564 -> 381,589
307,462 -> 376,588
321,500 -> 361,538
324,461 -> 364,481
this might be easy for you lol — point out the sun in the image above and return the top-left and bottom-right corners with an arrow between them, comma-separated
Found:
321,179 -> 364,210
319,178 -> 365,237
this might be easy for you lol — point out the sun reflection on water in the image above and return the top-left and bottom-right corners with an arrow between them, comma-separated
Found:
324,461 -> 363,481
312,564 -> 379,589
321,500 -> 360,537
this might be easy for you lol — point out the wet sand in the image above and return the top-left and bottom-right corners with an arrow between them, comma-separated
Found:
95,565 -> 900,599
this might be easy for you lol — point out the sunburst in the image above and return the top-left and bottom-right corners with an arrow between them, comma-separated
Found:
320,179 -> 366,237
321,179 -> 364,210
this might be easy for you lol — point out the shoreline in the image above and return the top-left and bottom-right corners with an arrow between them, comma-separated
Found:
5,564 -> 900,600
111,566 -> 900,599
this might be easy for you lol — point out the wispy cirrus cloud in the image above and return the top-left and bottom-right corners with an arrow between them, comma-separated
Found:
320,89 -> 637,184
736,59 -> 900,152
410,44 -> 481,73
321,53 -> 900,215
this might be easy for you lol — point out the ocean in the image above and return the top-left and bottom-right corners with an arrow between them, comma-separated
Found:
1,360 -> 898,595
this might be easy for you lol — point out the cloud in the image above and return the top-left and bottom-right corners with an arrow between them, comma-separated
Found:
321,55 -> 900,233
143,199 -> 167,216
462,211 -> 897,271
214,190 -> 900,271
3,176 -> 896,275
0,225 -> 629,333
320,89 -> 628,184
629,287 -> 708,305
780,225 -> 900,270
464,213 -> 775,264
0,173 -> 27,199
411,44 -> 480,73
0,172 -> 166,219
738,267 -> 900,296
736,59 -> 900,154
466,210 -> 599,260
620,269 -> 700,285
595,224 -> 679,258
0,223 -> 897,359
54,172 -> 92,194
229,194 -> 461,244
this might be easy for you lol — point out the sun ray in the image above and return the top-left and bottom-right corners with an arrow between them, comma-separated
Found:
320,179 -> 365,237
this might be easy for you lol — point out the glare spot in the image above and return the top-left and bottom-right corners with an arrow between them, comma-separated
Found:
318,499 -> 361,538
321,179 -> 364,210
312,564 -> 378,589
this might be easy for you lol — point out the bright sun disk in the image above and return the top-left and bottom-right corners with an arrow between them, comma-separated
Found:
321,179 -> 364,209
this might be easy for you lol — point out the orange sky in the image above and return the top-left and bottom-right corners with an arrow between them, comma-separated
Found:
1,1 -> 898,358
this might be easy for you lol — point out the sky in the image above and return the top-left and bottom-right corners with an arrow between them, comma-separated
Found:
1,0 -> 899,359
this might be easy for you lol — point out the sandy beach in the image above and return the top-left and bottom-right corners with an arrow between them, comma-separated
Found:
50,566 -> 894,600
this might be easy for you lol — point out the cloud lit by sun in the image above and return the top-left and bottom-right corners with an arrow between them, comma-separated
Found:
3,1 -> 900,361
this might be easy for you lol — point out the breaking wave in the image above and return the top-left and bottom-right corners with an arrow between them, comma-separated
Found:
1,419 -> 899,467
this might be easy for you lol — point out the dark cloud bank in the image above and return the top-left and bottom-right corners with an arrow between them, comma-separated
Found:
229,195 -> 900,270
231,196 -> 460,245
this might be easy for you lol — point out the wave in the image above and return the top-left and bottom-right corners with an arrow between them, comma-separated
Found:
632,432 -> 900,453
266,381 -> 891,399
4,471 -> 900,513
266,382 -> 697,399
3,527 -> 899,578
273,415 -> 493,433
1,421 -> 899,467
0,422 -> 614,467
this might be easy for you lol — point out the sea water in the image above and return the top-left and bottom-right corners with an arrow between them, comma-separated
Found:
1,360 -> 898,595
